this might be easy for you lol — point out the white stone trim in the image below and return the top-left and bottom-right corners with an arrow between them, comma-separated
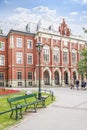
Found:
54,68 -> 61,85
64,68 -> 70,84
43,67 -> 51,85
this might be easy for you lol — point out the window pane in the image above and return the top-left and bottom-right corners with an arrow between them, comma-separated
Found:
27,54 -> 33,64
63,51 -> 67,63
0,82 -> 4,86
43,48 -> 50,62
16,38 -> 22,48
17,72 -> 22,79
0,73 -> 4,80
27,40 -> 33,49
72,52 -> 76,63
18,82 -> 22,86
28,82 -> 32,86
54,50 -> 59,62
16,52 -> 22,64
0,55 -> 4,66
28,72 -> 32,79
0,42 -> 4,51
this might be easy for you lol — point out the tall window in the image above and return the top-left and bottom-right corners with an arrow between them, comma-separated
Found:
54,47 -> 59,63
63,48 -> 68,63
27,40 -> 33,49
16,52 -> 22,64
28,72 -> 32,79
18,82 -> 22,86
0,42 -> 4,51
0,73 -> 4,80
43,45 -> 50,62
16,38 -> 22,48
72,50 -> 77,63
27,53 -> 33,64
17,72 -> 22,79
0,82 -> 4,86
0,55 -> 4,66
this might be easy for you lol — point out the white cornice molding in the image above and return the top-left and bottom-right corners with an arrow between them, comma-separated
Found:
35,30 -> 87,43
61,38 -> 70,42
70,39 -> 77,43
78,41 -> 85,44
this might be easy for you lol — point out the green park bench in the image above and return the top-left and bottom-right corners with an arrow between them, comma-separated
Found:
7,93 -> 46,120
40,89 -> 54,105
0,90 -> 54,120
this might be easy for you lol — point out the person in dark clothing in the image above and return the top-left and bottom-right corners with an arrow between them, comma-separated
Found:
10,85 -> 12,88
70,81 -> 74,89
76,80 -> 79,90
81,80 -> 86,90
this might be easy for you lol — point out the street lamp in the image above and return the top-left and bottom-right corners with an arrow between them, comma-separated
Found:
36,42 -> 43,100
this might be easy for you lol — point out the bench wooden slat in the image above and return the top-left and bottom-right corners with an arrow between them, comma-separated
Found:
7,95 -> 27,102
6,90 -> 54,120
7,93 -> 45,120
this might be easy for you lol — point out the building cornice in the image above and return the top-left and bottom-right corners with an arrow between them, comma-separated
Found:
35,28 -> 87,43
7,29 -> 35,37
0,35 -> 7,38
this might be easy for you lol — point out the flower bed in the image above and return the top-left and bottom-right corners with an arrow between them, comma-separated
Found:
0,88 -> 20,95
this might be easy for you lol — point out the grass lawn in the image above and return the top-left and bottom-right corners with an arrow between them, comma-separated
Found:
0,90 -> 25,130
0,90 -> 54,130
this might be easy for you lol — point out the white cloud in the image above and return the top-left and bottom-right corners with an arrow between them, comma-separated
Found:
67,18 -> 75,22
8,6 -> 57,23
83,0 -> 87,3
33,6 -> 56,16
0,6 -> 60,35
70,11 -> 78,16
1,6 -> 86,38
8,7 -> 40,24
7,6 -> 59,32
14,7 -> 30,14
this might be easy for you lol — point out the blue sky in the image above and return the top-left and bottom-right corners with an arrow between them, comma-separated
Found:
0,0 -> 87,37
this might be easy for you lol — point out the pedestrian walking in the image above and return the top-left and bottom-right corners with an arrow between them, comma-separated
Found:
70,81 -> 74,89
75,79 -> 79,90
81,80 -> 86,90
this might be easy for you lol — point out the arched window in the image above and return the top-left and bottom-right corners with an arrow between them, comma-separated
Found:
53,47 -> 60,63
72,49 -> 77,64
43,45 -> 50,62
44,70 -> 50,85
63,48 -> 68,63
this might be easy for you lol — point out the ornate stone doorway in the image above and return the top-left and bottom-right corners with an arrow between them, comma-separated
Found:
73,71 -> 76,84
54,71 -> 59,85
64,71 -> 68,84
44,70 -> 50,85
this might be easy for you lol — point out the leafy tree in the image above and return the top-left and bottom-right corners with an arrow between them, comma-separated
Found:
82,27 -> 87,33
77,48 -> 87,78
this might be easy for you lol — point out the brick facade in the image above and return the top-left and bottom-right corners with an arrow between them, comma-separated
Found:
0,19 -> 86,87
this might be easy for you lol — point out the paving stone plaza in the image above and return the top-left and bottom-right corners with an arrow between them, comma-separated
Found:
6,87 -> 87,130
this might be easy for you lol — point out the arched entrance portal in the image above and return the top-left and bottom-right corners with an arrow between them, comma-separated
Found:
44,70 -> 50,85
73,71 -> 76,84
54,71 -> 59,85
64,71 -> 68,84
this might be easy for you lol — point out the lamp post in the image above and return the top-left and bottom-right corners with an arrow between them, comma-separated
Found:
36,42 -> 43,100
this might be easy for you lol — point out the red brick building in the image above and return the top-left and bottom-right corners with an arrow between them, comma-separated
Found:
0,19 -> 86,87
